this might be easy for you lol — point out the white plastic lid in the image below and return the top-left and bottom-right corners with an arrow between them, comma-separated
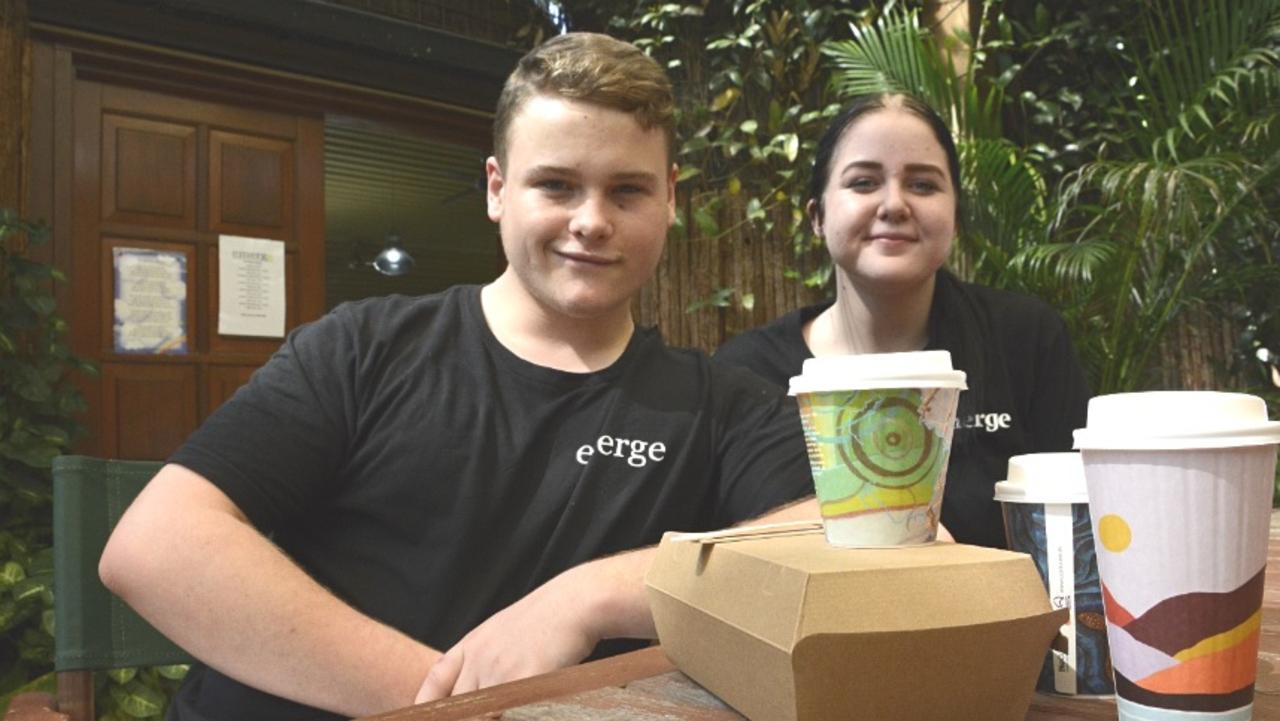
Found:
992,452 -> 1089,505
787,350 -> 968,394
1072,391 -> 1280,450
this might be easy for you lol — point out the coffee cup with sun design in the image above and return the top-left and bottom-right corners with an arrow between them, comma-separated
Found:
1074,391 -> 1280,721
788,351 -> 967,547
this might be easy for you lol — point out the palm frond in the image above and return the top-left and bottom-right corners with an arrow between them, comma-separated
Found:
1061,154 -> 1249,231
958,138 -> 1048,264
1008,239 -> 1118,287
1130,0 -> 1280,156
823,8 -> 963,132
822,10 -> 926,99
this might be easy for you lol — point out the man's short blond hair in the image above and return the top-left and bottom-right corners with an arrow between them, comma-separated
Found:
493,32 -> 677,165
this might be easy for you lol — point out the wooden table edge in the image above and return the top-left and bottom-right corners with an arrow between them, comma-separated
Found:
354,645 -> 676,721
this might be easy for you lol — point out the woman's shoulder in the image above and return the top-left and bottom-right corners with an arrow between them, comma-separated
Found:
938,272 -> 1067,334
714,302 -> 829,387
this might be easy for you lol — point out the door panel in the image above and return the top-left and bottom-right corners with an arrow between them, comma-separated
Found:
101,363 -> 200,461
71,80 -> 324,459
101,114 -> 197,227
209,130 -> 294,237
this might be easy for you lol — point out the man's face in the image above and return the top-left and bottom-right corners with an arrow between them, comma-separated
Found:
486,94 -> 676,321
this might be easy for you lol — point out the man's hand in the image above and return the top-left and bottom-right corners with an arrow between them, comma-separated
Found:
413,498 -> 818,704
414,572 -> 596,701
415,548 -> 656,703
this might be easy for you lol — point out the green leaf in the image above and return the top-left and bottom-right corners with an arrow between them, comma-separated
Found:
154,665 -> 190,681
676,166 -> 702,182
739,119 -> 758,134
109,679 -> 166,718
32,423 -> 70,445
710,87 -> 739,112
681,135 -> 709,154
0,561 -> 25,589
107,667 -> 139,685
685,287 -> 736,313
782,133 -> 800,162
21,295 -> 56,317
0,441 -> 60,469
740,292 -> 755,311
11,577 -> 48,603
803,264 -> 832,289
693,205 -> 719,237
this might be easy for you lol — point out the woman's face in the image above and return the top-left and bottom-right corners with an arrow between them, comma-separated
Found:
811,107 -> 956,294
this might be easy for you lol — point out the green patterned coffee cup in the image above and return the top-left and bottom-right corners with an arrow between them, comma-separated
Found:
789,352 -> 967,547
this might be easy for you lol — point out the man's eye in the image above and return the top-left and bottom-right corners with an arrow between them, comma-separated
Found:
537,180 -> 571,193
615,184 -> 648,196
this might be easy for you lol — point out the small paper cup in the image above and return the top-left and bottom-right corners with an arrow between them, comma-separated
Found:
995,452 -> 1113,697
790,351 -> 966,547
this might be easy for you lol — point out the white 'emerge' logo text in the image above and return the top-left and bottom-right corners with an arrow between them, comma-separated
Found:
575,434 -> 667,468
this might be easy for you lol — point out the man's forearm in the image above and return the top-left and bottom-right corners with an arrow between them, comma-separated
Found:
100,464 -> 438,717
567,546 -> 660,642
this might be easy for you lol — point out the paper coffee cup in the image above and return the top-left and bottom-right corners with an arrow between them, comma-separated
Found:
994,453 -> 1113,697
789,351 -> 967,547
1074,392 -> 1280,721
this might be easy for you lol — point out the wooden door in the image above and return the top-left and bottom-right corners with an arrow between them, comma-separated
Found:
70,81 -> 324,460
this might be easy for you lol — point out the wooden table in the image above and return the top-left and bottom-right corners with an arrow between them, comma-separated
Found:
361,518 -> 1280,721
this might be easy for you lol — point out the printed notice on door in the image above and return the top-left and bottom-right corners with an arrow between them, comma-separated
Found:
113,247 -> 188,354
218,235 -> 285,338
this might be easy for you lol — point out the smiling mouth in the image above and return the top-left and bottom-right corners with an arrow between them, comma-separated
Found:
869,234 -> 916,243
556,250 -> 618,266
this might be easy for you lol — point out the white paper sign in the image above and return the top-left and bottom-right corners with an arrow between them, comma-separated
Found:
113,248 -> 188,354
218,235 -> 285,338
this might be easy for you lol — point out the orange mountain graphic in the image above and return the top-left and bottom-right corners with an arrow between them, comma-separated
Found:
1107,567 -> 1266,713
1136,627 -> 1260,694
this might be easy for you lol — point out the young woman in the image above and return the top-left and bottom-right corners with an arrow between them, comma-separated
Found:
715,93 -> 1091,548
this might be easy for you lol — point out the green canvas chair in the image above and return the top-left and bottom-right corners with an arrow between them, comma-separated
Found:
7,456 -> 192,721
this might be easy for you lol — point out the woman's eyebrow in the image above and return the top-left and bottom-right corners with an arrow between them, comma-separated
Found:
903,162 -> 947,177
840,160 -> 946,176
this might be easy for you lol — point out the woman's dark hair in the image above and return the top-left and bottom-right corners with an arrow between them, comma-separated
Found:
807,93 -> 963,224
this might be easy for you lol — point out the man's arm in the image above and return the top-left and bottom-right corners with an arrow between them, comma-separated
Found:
99,463 -> 440,717
416,495 -> 820,701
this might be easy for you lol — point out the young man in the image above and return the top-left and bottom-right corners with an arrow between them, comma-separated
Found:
100,32 -> 815,721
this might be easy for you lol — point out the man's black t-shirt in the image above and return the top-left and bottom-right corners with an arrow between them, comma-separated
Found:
166,285 -> 812,721
714,270 -> 1091,548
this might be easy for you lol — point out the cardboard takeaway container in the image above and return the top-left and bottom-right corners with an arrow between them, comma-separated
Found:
646,531 -> 1068,721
